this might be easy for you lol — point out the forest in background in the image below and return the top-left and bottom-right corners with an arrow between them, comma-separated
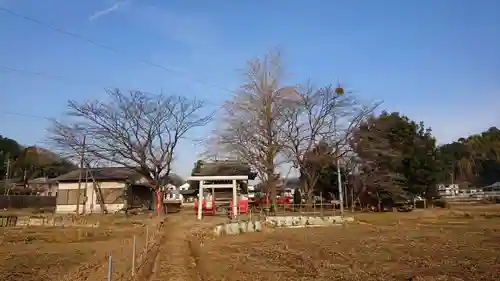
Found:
3,110 -> 499,201
0,135 -> 75,184
300,111 -> 500,201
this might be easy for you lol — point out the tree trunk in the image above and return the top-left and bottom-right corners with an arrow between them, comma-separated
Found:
267,167 -> 276,206
153,171 -> 163,216
376,192 -> 382,212
304,181 -> 314,211
124,183 -> 131,213
150,190 -> 155,211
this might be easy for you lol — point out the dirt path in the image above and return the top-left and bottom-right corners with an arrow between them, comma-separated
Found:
149,213 -> 225,281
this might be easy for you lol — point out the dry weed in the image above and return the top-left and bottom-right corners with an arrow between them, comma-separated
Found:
196,207 -> 500,281
0,215 -> 158,281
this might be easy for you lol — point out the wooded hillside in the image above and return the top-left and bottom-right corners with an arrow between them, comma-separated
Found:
0,135 -> 76,181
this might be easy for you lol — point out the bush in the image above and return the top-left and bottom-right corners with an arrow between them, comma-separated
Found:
433,199 -> 449,208
293,188 -> 302,206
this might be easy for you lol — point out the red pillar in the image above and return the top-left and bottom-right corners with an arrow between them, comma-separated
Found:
156,189 -> 162,216
151,183 -> 162,216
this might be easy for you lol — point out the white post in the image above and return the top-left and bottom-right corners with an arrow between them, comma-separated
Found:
232,179 -> 237,219
107,255 -> 113,281
334,112 -> 344,216
337,158 -> 344,215
131,235 -> 136,276
197,180 -> 204,220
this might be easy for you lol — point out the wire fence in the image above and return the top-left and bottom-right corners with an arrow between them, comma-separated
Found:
63,219 -> 165,281
250,200 -> 345,217
441,191 -> 500,203
107,220 -> 165,281
0,195 -> 56,210
247,196 -> 452,217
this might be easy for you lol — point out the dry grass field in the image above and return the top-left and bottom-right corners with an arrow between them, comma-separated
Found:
0,214 -> 155,281
3,205 -> 500,281
195,205 -> 500,281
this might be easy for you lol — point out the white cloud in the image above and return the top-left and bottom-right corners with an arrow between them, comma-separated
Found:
88,1 -> 128,21
86,1 -> 218,48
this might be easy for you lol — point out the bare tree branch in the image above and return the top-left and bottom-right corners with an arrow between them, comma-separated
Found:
281,84 -> 378,201
48,89 -> 213,188
210,50 -> 295,204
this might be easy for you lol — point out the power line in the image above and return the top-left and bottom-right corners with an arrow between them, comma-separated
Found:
0,66 -> 107,87
0,66 -> 172,93
0,111 -> 51,120
0,6 -> 233,94
0,67 -> 75,121
0,66 -> 150,94
0,66 -> 222,120
0,66 -> 221,106
0,7 -> 235,120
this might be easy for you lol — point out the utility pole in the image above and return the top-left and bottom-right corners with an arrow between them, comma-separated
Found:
344,181 -> 348,209
334,82 -> 344,216
75,135 -> 86,216
4,158 -> 10,179
451,160 -> 455,186
4,155 -> 11,195
23,169 -> 27,189
351,163 -> 358,213
84,158 -> 107,214
336,149 -> 344,215
83,157 -> 88,214
351,183 -> 354,212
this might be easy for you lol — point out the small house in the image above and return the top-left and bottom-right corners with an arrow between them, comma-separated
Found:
54,167 -> 153,214
0,177 -> 58,196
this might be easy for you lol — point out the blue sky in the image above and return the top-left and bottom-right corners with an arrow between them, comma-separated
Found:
1,0 -> 499,178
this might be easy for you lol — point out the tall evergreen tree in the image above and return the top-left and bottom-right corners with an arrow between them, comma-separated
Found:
352,111 -> 439,200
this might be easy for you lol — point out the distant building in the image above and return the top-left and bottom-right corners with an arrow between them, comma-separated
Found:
179,182 -> 190,191
437,184 -> 459,197
483,182 -> 500,192
54,167 -> 153,214
0,177 -> 58,196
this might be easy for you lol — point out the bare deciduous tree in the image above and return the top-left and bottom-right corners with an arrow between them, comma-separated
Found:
281,84 -> 376,203
49,89 -> 213,188
212,51 -> 295,205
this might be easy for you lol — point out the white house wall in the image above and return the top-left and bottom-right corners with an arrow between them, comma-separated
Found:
179,183 -> 190,190
56,181 -> 126,214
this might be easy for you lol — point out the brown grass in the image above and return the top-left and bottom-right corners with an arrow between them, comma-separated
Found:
7,205 -> 499,281
194,206 -> 500,281
0,214 -> 158,281
150,213 -> 229,281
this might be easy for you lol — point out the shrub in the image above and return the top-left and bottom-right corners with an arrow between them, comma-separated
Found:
293,188 -> 302,206
433,199 -> 449,208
